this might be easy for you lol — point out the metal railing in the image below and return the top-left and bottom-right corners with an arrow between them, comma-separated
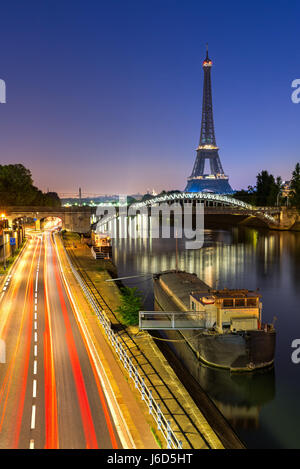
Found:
56,236 -> 183,449
139,311 -> 208,330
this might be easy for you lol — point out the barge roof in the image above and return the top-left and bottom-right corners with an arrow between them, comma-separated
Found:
156,270 -> 210,310
191,289 -> 261,302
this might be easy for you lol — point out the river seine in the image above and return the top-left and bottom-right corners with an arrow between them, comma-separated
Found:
112,225 -> 300,449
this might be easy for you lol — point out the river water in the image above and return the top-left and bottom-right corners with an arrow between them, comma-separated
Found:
112,225 -> 300,449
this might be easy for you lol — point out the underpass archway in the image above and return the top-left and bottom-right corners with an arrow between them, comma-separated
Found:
40,216 -> 63,231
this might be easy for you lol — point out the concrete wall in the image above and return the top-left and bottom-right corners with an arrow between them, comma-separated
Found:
0,227 -> 25,264
278,207 -> 300,230
1,206 -> 92,234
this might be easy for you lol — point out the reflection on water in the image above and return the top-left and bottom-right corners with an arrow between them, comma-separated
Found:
198,364 -> 275,429
112,225 -> 300,449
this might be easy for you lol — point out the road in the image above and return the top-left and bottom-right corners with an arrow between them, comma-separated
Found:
0,230 -> 121,449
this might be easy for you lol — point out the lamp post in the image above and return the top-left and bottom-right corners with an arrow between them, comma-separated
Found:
276,190 -> 282,207
3,231 -> 6,271
1,214 -> 7,271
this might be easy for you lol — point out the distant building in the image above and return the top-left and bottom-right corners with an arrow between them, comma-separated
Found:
91,231 -> 112,260
282,180 -> 293,198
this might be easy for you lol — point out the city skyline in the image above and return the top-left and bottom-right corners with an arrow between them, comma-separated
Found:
0,1 -> 299,194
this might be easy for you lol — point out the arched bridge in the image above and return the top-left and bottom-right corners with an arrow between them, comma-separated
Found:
96,192 -> 281,229
1,206 -> 92,233
132,192 -> 280,225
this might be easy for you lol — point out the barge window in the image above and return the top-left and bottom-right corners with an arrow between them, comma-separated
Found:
235,299 -> 245,307
223,299 -> 234,307
247,298 -> 257,307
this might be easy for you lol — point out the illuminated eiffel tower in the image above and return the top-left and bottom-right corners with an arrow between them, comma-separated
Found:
185,46 -> 233,194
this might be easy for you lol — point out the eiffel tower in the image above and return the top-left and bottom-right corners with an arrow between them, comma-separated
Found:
185,46 -> 233,194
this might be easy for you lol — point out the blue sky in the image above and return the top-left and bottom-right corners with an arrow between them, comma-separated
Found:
0,0 -> 299,194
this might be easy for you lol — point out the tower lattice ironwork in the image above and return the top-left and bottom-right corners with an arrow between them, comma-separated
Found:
185,46 -> 233,194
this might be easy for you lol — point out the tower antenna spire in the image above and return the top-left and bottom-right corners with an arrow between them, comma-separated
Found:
206,42 -> 209,59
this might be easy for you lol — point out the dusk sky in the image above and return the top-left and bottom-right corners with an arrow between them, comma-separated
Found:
0,0 -> 299,195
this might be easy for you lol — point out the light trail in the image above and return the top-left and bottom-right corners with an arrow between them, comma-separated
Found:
43,233 -> 59,449
0,228 -> 122,449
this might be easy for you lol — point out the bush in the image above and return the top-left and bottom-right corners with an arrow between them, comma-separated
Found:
116,286 -> 143,326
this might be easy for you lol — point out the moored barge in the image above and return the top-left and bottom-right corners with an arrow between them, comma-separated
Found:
153,271 -> 276,372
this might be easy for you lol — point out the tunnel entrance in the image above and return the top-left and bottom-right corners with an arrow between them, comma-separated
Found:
40,216 -> 62,231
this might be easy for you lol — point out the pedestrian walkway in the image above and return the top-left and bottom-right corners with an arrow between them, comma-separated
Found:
58,235 -> 235,449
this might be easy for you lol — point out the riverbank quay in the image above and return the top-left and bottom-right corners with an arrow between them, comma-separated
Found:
60,232 -> 244,449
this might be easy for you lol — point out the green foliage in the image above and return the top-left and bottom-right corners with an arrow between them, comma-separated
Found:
126,196 -> 137,205
256,171 -> 282,206
0,164 -> 61,207
150,427 -> 163,449
234,172 -> 282,207
0,240 -> 26,275
141,193 -> 154,202
290,163 -> 300,208
116,286 -> 143,326
234,187 -> 257,205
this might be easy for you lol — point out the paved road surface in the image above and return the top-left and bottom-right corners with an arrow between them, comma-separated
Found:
0,231 -> 121,449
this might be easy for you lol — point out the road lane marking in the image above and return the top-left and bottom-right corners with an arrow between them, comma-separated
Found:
51,240 -> 99,448
33,380 -> 37,398
31,405 -> 36,429
44,236 -> 59,449
53,234 -> 132,449
1,239 -> 41,448
28,239 -> 42,445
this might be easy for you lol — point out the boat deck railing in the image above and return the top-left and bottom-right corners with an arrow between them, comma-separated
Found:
139,311 -> 210,330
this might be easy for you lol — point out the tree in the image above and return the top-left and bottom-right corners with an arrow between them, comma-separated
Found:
0,164 -> 61,206
141,193 -> 154,202
234,172 -> 282,207
44,192 -> 61,207
116,287 -> 143,326
234,187 -> 256,205
290,163 -> 300,208
256,170 -> 281,206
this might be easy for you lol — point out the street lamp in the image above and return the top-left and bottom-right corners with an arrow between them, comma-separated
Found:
276,191 -> 281,207
0,214 -> 7,271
